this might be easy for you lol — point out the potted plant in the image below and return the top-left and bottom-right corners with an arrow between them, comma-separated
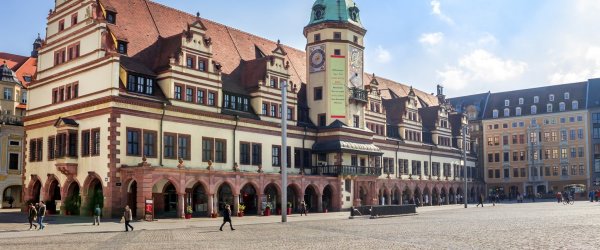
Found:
211,212 -> 218,218
287,202 -> 292,215
264,203 -> 272,216
185,205 -> 193,219
238,204 -> 245,217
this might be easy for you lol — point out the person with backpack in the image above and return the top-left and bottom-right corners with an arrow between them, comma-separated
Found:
93,205 -> 101,226
219,204 -> 235,231
27,203 -> 38,230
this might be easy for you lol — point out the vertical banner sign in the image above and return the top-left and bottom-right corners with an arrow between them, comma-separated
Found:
329,55 -> 347,119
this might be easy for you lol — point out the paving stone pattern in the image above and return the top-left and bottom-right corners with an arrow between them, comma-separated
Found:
1,201 -> 599,249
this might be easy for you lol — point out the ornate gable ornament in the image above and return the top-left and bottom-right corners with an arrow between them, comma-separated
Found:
272,39 -> 288,56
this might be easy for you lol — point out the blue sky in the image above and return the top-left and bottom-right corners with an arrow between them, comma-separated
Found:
2,0 -> 600,97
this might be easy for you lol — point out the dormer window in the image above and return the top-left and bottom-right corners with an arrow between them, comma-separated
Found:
572,100 -> 579,110
516,107 -> 522,116
505,100 -> 510,106
313,4 -> 325,20
127,74 -> 154,95
117,41 -> 127,54
504,108 -> 510,117
519,98 -> 524,105
531,105 -> 537,114
199,60 -> 206,72
534,96 -> 539,103
547,104 -> 553,113
106,11 -> 116,24
559,102 -> 566,111
492,109 -> 498,118
549,94 -> 554,101
564,92 -> 570,100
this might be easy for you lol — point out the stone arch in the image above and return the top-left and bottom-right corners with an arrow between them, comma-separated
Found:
440,187 -> 447,205
358,184 -> 368,206
264,182 -> 281,212
287,183 -> 302,212
392,185 -> 402,205
188,180 -> 209,217
378,185 -> 389,205
82,173 -> 104,216
44,176 -> 61,214
123,178 -> 139,218
240,182 -> 259,215
151,178 -> 180,218
63,179 -> 81,215
216,182 -> 234,212
322,184 -> 335,212
2,185 -> 22,208
402,185 -> 412,204
413,186 -> 422,206
151,176 -> 182,194
432,186 -> 440,205
304,184 -> 320,212
27,176 -> 42,204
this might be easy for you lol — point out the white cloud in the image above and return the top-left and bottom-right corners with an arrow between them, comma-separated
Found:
430,0 -> 454,25
419,32 -> 444,46
548,46 -> 600,83
375,45 -> 392,64
438,49 -> 527,90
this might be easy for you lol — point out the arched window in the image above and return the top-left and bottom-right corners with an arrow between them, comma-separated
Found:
531,105 -> 537,115
492,109 -> 499,118
572,100 -> 579,110
516,107 -> 522,116
559,102 -> 566,112
504,108 -> 510,117
547,104 -> 553,113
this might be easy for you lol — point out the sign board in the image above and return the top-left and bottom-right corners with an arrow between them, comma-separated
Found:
328,55 -> 347,119
116,182 -> 122,187
145,199 -> 154,222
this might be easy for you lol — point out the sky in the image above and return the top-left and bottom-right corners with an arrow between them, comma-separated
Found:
2,0 -> 600,97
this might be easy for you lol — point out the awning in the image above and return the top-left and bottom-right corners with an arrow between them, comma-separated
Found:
312,140 -> 383,155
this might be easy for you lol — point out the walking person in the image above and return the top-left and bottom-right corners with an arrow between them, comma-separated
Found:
93,205 -> 101,226
476,193 -> 484,207
123,205 -> 134,232
556,192 -> 562,203
37,201 -> 46,230
300,200 -> 308,216
27,203 -> 38,230
219,204 -> 235,231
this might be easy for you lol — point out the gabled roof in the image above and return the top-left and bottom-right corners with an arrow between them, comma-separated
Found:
0,52 -> 36,87
54,117 -> 79,127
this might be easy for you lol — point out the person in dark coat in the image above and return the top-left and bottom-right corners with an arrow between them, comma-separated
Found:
27,203 -> 38,230
300,201 -> 308,216
476,194 -> 484,207
37,201 -> 46,230
219,204 -> 235,231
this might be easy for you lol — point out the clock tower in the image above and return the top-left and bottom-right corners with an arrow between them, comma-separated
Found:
304,0 -> 367,128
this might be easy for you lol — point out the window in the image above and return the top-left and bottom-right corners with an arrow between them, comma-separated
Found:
504,108 -> 510,117
126,75 -> 154,95
252,143 -> 262,165
67,43 -> 80,60
48,136 -> 55,160
314,87 -> 323,100
314,33 -> 321,42
202,137 -> 213,162
318,113 -> 326,126
559,102 -> 565,112
547,104 -> 553,113
197,89 -> 205,104
564,92 -> 570,100
240,142 -> 250,165
287,107 -> 294,120
531,105 -> 537,114
561,148 -> 567,159
208,91 -> 216,106
164,134 -> 176,159
215,139 -> 226,163
534,96 -> 539,103
143,131 -> 157,158
549,94 -> 554,101
198,59 -> 206,72
492,109 -> 498,118
578,147 -> 584,158
333,32 -> 342,40
117,41 -> 127,54
516,107 -> 521,116
353,115 -> 360,128
81,131 -> 90,157
174,85 -> 182,100
58,19 -> 65,31
186,56 -> 195,68
56,133 -> 66,158
67,131 -> 77,157
272,145 -> 281,166
571,148 -> 577,158
334,49 -> 341,56
71,13 -> 78,25
106,11 -> 116,24
8,153 -> 19,170
29,138 -> 43,162
270,104 -> 277,117
186,87 -> 194,102
519,98 -> 524,105
505,100 -> 510,106
572,101 -> 579,110
177,135 -> 191,160
578,128 -> 584,139
504,152 -> 509,162
224,93 -> 250,112
126,129 -> 140,156
91,129 -> 100,156
570,129 -> 576,140
3,88 -> 12,100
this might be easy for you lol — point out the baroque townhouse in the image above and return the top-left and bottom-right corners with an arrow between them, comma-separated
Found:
453,80 -> 600,199
0,41 -> 38,208
24,0 -> 480,218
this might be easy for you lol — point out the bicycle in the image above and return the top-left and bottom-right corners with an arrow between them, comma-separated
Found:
562,196 -> 574,205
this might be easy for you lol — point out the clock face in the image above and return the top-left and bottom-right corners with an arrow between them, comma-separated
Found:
309,47 -> 326,72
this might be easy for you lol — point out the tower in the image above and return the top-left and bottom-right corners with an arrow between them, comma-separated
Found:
304,0 -> 367,128
31,33 -> 43,58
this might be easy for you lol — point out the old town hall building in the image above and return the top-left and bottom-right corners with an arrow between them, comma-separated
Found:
24,0 -> 480,218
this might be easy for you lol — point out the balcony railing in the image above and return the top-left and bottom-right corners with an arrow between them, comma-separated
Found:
308,165 -> 381,176
349,87 -> 368,103
0,115 -> 23,126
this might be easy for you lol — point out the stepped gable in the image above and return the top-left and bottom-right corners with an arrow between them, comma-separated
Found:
103,0 -> 437,104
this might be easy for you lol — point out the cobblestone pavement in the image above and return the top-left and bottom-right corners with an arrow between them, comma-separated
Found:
1,201 -> 600,249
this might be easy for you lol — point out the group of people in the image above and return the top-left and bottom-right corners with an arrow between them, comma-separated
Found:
26,202 -> 46,230
587,190 -> 600,202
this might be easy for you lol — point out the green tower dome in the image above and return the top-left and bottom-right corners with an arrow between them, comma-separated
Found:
307,0 -> 363,28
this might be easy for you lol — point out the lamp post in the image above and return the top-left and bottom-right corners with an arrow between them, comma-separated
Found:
281,81 -> 288,223
463,125 -> 468,208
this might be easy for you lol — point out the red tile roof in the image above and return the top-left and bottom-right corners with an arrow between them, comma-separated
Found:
101,0 -> 436,102
0,52 -> 36,88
